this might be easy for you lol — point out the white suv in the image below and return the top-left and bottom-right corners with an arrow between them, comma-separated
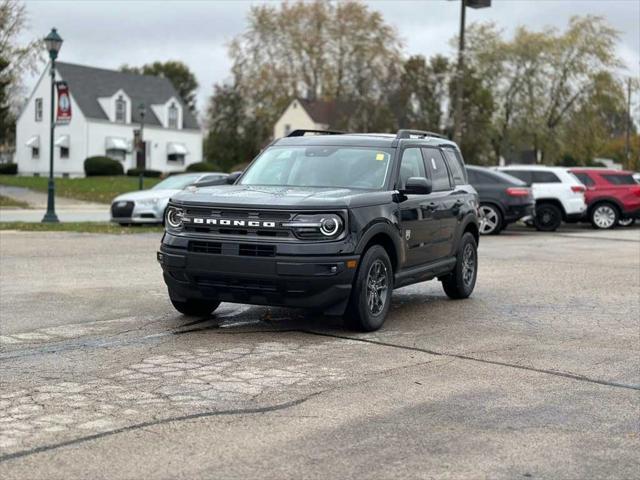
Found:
496,166 -> 586,231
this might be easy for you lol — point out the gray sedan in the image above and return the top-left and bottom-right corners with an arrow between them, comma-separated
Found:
110,173 -> 228,225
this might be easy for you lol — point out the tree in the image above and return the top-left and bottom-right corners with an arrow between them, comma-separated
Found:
463,16 -> 624,164
0,0 -> 42,148
121,61 -> 199,112
228,0 -> 402,138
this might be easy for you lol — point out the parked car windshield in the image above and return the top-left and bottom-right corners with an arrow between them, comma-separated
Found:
240,146 -> 392,189
152,174 -> 203,190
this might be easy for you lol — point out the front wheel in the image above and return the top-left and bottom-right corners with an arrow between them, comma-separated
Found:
170,298 -> 221,317
478,204 -> 503,235
534,204 -> 562,231
441,232 -> 478,299
345,245 -> 393,332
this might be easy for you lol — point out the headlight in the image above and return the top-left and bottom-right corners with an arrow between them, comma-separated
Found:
283,213 -> 345,240
165,206 -> 184,229
137,198 -> 159,206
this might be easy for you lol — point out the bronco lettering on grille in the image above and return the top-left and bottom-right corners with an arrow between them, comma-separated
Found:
184,218 -> 276,228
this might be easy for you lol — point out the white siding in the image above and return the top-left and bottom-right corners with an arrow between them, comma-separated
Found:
273,100 -> 325,139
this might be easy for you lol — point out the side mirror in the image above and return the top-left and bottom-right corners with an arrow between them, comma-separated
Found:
226,171 -> 242,184
403,177 -> 432,195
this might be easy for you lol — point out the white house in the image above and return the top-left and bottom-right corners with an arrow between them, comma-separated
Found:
273,98 -> 336,139
15,62 -> 202,177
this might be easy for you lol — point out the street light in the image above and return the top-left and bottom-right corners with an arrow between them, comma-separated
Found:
453,0 -> 491,146
138,102 -> 146,190
42,28 -> 63,223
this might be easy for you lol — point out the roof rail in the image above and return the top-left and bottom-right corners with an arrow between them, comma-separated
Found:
395,129 -> 446,140
287,129 -> 344,137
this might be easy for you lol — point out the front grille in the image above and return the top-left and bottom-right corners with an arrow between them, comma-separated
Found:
182,208 -> 294,238
111,201 -> 134,218
188,241 -> 276,257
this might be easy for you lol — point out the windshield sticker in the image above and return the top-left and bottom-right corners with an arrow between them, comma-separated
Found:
376,153 -> 386,161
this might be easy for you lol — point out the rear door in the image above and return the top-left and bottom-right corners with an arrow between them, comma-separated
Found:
422,147 -> 458,261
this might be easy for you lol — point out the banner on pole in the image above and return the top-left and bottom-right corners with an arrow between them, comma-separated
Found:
56,81 -> 72,124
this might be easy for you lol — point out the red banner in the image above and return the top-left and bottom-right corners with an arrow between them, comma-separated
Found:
56,81 -> 72,124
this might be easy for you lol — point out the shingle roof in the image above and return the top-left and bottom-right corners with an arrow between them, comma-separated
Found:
297,98 -> 336,125
56,62 -> 199,130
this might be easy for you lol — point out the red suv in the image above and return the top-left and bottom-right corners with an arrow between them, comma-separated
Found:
570,168 -> 640,229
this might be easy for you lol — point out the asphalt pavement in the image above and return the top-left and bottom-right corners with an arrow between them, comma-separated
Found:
0,225 -> 638,479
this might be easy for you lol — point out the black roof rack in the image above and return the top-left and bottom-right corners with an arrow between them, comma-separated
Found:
395,129 -> 446,140
287,129 -> 344,137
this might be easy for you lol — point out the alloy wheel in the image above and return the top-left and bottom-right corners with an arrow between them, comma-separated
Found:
618,218 -> 634,227
479,205 -> 499,234
366,260 -> 389,316
593,205 -> 616,229
461,243 -> 476,287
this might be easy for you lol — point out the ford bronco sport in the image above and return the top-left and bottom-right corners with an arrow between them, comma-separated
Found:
157,129 -> 480,331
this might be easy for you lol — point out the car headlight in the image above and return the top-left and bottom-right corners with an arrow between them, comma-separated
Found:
137,198 -> 159,206
165,206 -> 184,229
283,213 -> 345,240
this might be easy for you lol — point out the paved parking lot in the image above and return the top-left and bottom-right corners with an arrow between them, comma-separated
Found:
0,226 -> 638,479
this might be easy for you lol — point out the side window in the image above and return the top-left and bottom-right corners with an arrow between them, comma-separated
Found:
602,174 -> 636,185
466,169 -> 479,184
505,170 -> 532,185
423,148 -> 452,192
532,171 -> 561,183
477,171 -> 500,184
573,172 -> 595,186
442,148 -> 466,185
398,148 -> 426,189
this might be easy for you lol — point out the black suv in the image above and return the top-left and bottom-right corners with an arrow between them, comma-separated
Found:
158,129 -> 480,331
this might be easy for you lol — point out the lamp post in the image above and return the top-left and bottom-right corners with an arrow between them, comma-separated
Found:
453,0 -> 491,146
138,103 -> 146,190
42,28 -> 63,223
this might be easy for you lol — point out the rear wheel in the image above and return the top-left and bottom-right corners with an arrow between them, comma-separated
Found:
534,203 -> 562,231
441,232 -> 478,299
170,298 -> 221,317
345,245 -> 393,332
618,218 -> 635,227
478,204 -> 503,235
590,203 -> 618,230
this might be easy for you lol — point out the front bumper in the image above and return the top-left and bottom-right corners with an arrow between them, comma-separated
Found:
110,200 -> 165,224
158,243 -> 359,314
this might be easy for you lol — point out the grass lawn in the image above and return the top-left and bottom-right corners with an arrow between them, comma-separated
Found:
0,222 -> 164,234
0,175 -> 161,204
0,195 -> 31,209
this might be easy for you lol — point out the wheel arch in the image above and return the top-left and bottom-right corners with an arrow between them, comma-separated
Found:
536,198 -> 566,220
587,197 -> 623,217
355,223 -> 401,273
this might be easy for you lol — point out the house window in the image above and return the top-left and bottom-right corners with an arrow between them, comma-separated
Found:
32,147 -> 39,159
168,103 -> 178,129
167,153 -> 185,164
35,98 -> 43,122
115,96 -> 126,123
60,147 -> 69,159
284,124 -> 291,136
106,148 -> 126,162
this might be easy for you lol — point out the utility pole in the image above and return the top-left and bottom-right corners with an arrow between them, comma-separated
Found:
453,0 -> 491,146
624,77 -> 631,169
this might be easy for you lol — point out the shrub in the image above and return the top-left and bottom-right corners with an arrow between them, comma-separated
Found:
126,168 -> 162,178
84,156 -> 124,176
0,163 -> 18,175
186,162 -> 219,172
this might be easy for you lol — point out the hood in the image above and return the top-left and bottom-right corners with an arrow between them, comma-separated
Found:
113,189 -> 179,203
169,185 -> 393,209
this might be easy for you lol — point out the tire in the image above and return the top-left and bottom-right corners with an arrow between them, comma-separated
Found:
590,202 -> 619,230
534,203 -> 562,232
170,298 -> 221,317
617,218 -> 635,227
345,245 -> 393,332
478,203 -> 503,235
441,232 -> 478,300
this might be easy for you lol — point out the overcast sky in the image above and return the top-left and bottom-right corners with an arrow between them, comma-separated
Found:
19,0 -> 640,114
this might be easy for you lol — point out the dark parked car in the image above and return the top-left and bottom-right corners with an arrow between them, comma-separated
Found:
158,129 -> 480,332
466,165 -> 534,235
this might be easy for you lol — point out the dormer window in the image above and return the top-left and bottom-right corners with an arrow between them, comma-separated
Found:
115,96 -> 126,123
168,103 -> 178,129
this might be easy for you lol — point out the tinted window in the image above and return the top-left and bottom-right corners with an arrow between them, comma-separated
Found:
531,171 -> 561,183
473,170 -> 501,184
466,169 -> 479,183
442,148 -> 466,185
602,174 -> 636,185
423,148 -> 452,192
398,148 -> 426,189
573,172 -> 595,186
506,170 -> 532,185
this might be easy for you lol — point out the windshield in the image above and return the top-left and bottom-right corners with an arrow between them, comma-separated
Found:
152,174 -> 202,190
240,146 -> 392,189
